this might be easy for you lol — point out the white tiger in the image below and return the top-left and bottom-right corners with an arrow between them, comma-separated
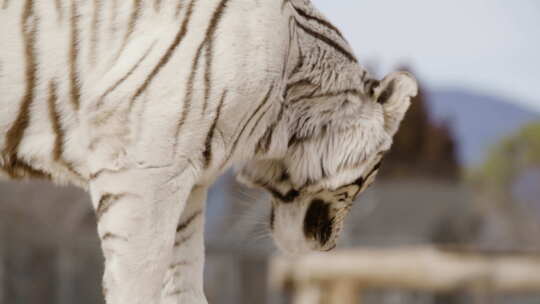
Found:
0,0 -> 417,303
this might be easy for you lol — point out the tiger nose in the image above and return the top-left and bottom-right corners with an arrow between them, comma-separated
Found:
303,199 -> 333,247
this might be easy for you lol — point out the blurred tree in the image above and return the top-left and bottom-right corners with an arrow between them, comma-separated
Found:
471,122 -> 540,189
379,73 -> 460,181
469,122 -> 540,250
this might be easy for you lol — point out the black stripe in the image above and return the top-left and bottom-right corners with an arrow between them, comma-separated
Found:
377,80 -> 395,104
112,0 -> 141,64
128,0 -> 142,34
3,158 -> 52,180
47,80 -> 79,175
89,167 -> 128,180
129,0 -> 196,108
367,161 -> 382,178
296,116 -> 314,136
365,78 -> 380,97
174,230 -> 195,247
281,0 -> 288,11
167,289 -> 186,297
287,85 -> 318,104
256,129 -> 272,155
288,124 -> 329,148
288,33 -> 305,78
154,0 -> 162,12
96,41 -> 155,108
220,84 -> 274,169
175,0 -> 184,17
248,100 -> 274,138
173,44 -> 204,145
295,20 -> 356,63
101,232 -> 128,241
320,157 -> 327,178
96,193 -> 126,221
3,0 -> 37,170
169,260 -> 191,269
102,283 -> 108,299
202,90 -> 227,168
281,16 -> 295,81
267,187 -> 299,203
351,177 -> 365,198
69,1 -> 81,110
53,0 -> 63,21
349,161 -> 382,198
175,0 -> 228,132
174,0 -> 229,144
110,0 -> 118,36
176,210 -> 202,233
89,0 -> 102,65
256,104 -> 284,154
361,70 -> 368,81
270,207 -> 275,230
285,79 -> 312,97
202,0 -> 230,112
292,6 -> 344,39
289,121 -> 374,148
289,89 -> 361,104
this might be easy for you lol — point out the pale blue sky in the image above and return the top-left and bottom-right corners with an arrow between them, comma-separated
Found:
312,0 -> 540,113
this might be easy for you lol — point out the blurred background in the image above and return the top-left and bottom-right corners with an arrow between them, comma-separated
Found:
1,1 -> 539,303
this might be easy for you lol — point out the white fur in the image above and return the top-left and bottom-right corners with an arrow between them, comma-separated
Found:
0,1 -> 417,303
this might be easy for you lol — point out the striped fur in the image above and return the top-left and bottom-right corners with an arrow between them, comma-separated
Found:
0,1 -> 417,303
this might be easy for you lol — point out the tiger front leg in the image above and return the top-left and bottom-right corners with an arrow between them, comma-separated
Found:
89,164 -> 197,304
161,186 -> 208,304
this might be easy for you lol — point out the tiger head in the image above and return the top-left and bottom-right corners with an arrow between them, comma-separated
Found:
238,71 -> 417,255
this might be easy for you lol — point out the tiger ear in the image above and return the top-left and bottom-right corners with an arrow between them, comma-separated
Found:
374,71 -> 418,136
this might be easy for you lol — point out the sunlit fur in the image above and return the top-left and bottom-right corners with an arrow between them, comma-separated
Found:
0,0 -> 416,303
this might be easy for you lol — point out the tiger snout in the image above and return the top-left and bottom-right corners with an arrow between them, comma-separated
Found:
270,196 -> 348,255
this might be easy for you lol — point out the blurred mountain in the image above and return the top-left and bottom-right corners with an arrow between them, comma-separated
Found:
425,89 -> 540,166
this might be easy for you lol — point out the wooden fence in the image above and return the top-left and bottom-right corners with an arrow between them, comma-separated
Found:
269,246 -> 540,304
